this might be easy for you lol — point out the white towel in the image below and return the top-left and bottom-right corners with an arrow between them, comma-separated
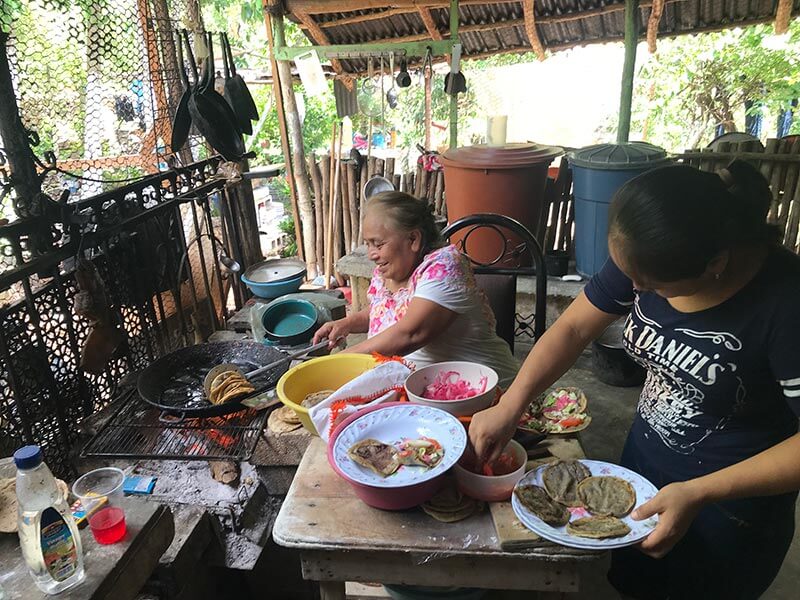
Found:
309,360 -> 413,442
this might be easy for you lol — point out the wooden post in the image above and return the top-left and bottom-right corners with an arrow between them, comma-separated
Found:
308,153 -> 325,275
136,0 -> 171,161
266,7 -> 319,276
448,0 -> 459,149
617,0 -> 639,144
227,159 -> 264,268
341,158 -> 352,253
320,155 -> 331,276
325,124 -> 338,288
347,162 -> 359,250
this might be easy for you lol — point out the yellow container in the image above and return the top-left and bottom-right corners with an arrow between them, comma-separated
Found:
276,353 -> 377,435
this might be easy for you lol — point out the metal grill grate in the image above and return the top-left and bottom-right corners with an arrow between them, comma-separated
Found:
81,390 -> 269,461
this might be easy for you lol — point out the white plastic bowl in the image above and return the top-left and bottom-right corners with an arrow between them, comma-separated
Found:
453,439 -> 527,502
405,361 -> 498,417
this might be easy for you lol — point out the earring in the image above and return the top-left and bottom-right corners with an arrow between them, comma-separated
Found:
714,273 -> 721,281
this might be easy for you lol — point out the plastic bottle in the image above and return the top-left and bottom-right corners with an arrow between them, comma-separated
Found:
14,446 -> 85,594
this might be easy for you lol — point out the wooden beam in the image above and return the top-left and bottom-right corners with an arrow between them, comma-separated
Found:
295,12 -> 344,73
305,0 -> 681,31
617,0 -> 639,143
419,7 -> 443,40
522,0 -> 546,61
287,0 -> 519,14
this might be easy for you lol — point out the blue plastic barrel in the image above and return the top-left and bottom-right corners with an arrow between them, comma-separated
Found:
568,142 -> 669,278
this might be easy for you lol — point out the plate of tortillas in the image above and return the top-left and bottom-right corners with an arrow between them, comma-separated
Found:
511,459 -> 659,549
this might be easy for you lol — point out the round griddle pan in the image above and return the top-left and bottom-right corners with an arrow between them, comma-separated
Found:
137,341 -> 289,418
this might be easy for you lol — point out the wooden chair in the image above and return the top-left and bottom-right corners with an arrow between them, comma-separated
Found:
441,214 -> 547,353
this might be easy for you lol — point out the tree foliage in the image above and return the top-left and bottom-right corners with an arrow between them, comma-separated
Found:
631,22 -> 800,151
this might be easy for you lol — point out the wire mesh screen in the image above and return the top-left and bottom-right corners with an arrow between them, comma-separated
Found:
0,0 -> 208,214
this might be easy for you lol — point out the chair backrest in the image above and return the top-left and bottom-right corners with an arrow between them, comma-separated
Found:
440,214 -> 548,352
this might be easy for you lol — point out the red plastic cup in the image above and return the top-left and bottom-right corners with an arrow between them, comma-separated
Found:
72,467 -> 127,544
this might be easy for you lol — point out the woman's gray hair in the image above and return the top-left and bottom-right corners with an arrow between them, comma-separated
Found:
367,191 -> 445,255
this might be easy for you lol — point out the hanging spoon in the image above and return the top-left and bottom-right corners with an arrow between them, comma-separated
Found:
387,53 -> 399,109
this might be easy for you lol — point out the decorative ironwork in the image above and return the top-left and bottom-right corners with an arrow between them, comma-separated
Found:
0,157 -> 249,476
441,213 -> 548,346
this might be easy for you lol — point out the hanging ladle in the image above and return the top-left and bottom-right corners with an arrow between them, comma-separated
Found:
387,53 -> 399,109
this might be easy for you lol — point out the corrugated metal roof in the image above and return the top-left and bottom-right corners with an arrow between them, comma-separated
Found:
291,0 -> 800,74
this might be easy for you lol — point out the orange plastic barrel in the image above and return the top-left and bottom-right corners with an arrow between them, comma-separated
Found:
440,143 -> 563,264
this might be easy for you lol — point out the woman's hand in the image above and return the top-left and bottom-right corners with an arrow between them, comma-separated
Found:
633,480 -> 705,559
312,317 -> 351,348
468,404 -> 520,466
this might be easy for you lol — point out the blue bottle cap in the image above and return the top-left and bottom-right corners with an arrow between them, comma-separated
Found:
14,445 -> 43,470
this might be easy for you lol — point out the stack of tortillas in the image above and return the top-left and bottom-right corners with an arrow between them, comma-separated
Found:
268,405 -> 302,434
207,369 -> 255,405
1,477 -> 69,533
421,482 -> 484,523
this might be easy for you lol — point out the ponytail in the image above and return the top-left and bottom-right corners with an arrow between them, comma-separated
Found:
608,160 -> 777,281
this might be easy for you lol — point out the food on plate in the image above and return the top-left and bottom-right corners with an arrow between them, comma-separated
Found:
208,369 -> 255,405
268,405 -> 302,434
423,370 -> 488,400
301,389 -> 334,408
348,439 -> 402,477
566,515 -> 631,539
542,459 -> 592,507
421,484 -> 483,523
518,387 -> 590,434
514,484 -> 570,526
397,437 -> 445,468
577,476 -> 637,517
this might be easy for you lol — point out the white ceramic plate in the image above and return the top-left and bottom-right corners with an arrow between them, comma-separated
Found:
331,403 -> 467,488
511,459 -> 659,549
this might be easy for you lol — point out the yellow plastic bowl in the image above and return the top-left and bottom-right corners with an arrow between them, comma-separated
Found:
276,353 -> 378,435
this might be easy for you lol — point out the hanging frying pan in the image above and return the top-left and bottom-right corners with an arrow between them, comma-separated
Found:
171,29 -> 192,153
184,30 -> 244,162
221,32 -> 253,135
223,33 -> 259,122
137,341 -> 291,419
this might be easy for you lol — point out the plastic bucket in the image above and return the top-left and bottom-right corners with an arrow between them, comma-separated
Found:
572,165 -> 653,278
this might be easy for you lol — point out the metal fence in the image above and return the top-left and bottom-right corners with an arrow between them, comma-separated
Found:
1,0 -> 208,216
0,156 -> 255,476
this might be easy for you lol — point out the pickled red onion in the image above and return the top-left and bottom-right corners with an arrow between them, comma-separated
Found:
422,371 -> 488,400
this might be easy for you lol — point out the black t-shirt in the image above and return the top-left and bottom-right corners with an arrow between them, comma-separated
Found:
585,247 -> 800,481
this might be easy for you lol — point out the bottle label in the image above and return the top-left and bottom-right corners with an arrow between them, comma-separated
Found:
40,508 -> 79,582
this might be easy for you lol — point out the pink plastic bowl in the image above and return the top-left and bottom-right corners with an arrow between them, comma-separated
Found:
327,401 -> 449,510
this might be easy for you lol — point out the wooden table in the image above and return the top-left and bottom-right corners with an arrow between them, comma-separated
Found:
0,498 -> 174,600
273,439 -> 606,599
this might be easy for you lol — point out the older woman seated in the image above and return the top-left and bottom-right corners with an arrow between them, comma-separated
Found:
313,191 -> 519,386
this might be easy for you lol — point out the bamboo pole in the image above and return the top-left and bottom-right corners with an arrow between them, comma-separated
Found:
320,155 -> 331,276
448,0 -> 459,149
616,0 -> 640,144
325,124 -> 338,289
264,9 -> 312,271
332,128 -> 345,285
308,153 -> 324,275
341,158 -> 353,253
347,162 -> 359,249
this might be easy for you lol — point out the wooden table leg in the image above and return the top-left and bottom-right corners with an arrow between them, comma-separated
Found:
319,580 -> 346,600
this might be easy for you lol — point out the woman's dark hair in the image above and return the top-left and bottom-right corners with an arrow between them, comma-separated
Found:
367,191 -> 445,255
608,159 -> 776,281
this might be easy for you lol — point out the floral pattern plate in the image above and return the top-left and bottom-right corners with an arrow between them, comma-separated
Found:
511,459 -> 660,550
331,403 -> 467,488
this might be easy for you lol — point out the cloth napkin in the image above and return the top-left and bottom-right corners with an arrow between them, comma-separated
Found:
309,360 -> 413,442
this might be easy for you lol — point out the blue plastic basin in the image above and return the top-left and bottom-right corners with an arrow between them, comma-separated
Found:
261,298 -> 319,346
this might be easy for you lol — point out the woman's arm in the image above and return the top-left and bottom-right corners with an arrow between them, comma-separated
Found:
312,308 -> 370,348
469,292 -> 619,464
344,298 -> 458,356
634,432 -> 800,558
